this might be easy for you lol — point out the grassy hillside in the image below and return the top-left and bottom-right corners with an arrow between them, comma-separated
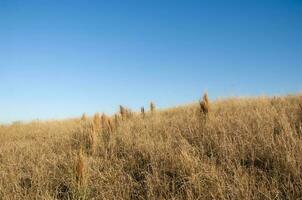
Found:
1,95 -> 302,200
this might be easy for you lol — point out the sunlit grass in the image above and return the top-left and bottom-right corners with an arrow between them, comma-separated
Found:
0,94 -> 302,199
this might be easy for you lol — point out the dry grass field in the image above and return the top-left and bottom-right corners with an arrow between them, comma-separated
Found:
1,94 -> 302,200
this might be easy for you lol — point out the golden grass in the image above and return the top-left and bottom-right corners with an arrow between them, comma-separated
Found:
75,148 -> 85,186
1,95 -> 302,199
81,113 -> 87,121
119,105 -> 133,120
200,92 -> 210,115
93,113 -> 101,132
119,105 -> 126,119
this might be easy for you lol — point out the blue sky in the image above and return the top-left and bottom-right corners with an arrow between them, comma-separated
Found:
0,0 -> 302,123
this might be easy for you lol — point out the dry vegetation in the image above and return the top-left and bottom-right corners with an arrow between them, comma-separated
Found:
1,94 -> 302,199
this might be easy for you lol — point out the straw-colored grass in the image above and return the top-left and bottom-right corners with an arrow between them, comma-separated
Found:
81,113 -> 87,121
93,113 -> 101,132
1,94 -> 302,199
200,92 -> 210,115
120,105 -> 133,120
75,148 -> 85,186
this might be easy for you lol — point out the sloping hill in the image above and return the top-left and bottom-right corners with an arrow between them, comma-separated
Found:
0,95 -> 302,199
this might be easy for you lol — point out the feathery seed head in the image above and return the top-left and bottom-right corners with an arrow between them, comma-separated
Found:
150,102 -> 155,113
81,113 -> 87,121
119,106 -> 126,119
93,113 -> 101,131
141,107 -> 145,117
200,92 -> 210,115
75,148 -> 85,186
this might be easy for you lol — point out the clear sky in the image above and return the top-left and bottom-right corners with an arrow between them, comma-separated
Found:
0,0 -> 302,123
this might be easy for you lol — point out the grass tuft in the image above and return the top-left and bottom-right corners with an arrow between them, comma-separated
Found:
199,92 -> 210,116
141,107 -> 145,118
150,102 -> 155,113
75,148 -> 85,187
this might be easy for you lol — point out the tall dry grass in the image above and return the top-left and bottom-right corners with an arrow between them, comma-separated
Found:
200,92 -> 210,116
141,107 -> 145,118
75,148 -> 85,186
150,102 -> 155,113
1,95 -> 302,199
92,113 -> 101,132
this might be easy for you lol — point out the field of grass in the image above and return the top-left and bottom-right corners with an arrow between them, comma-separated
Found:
1,94 -> 302,200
